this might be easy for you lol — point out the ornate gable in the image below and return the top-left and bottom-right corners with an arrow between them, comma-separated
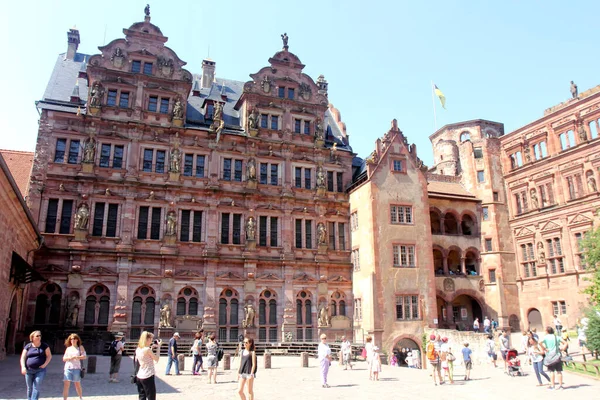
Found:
328,275 -> 350,283
568,213 -> 593,226
131,268 -> 160,276
540,220 -> 562,232
257,272 -> 283,281
216,271 -> 244,280
515,226 -> 535,237
293,273 -> 315,282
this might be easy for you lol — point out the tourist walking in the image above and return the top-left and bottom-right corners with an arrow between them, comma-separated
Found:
473,317 -> 480,333
577,324 -> 588,353
20,330 -> 52,400
237,337 -> 257,400
426,334 -> 443,385
109,332 -> 125,383
483,316 -> 491,334
540,326 -> 567,390
365,336 -> 374,379
527,336 -> 551,386
191,331 -> 205,375
485,334 -> 497,367
440,337 -> 454,384
62,333 -> 87,400
135,331 -> 161,400
462,342 -> 472,381
165,332 -> 181,375
206,333 -> 219,384
553,315 -> 563,335
499,330 -> 510,372
318,333 -> 332,388
371,346 -> 382,381
491,318 -> 498,334
340,336 -> 352,370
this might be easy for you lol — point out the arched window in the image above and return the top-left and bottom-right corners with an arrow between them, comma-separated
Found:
130,286 -> 156,339
34,282 -> 62,325
461,214 -> 475,236
218,288 -> 239,342
433,249 -> 444,275
259,289 -> 278,342
84,284 -> 110,328
465,251 -> 479,275
330,291 -> 347,317
447,250 -> 461,275
176,287 -> 199,316
444,213 -> 459,235
460,131 -> 470,142
430,211 -> 441,234
296,291 -> 313,342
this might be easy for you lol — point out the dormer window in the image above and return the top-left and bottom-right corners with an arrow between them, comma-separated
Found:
206,104 -> 214,120
143,62 -> 153,75
132,60 -> 142,73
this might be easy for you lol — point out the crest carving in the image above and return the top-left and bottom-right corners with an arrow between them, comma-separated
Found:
299,82 -> 312,100
261,76 -> 272,93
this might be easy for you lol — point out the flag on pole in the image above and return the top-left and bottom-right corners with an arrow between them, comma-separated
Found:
434,84 -> 446,109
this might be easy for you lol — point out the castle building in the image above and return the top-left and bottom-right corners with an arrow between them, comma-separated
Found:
24,10 -> 354,347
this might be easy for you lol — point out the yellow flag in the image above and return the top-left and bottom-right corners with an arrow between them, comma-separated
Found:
434,84 -> 446,109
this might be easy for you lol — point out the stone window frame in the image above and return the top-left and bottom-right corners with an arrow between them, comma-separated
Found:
257,160 -> 281,186
327,221 -> 347,251
351,248 -> 360,271
41,197 -> 77,235
221,156 -> 244,182
178,208 -> 205,243
220,212 -> 243,245
181,152 -> 208,178
131,285 -> 156,332
291,114 -> 314,135
392,243 -> 416,268
294,218 -> 314,250
353,298 -> 363,321
531,139 -> 548,161
509,151 -> 523,169
326,170 -> 344,192
558,129 -> 577,151
563,171 -> 585,201
145,90 -> 171,114
476,170 -> 485,183
293,164 -> 314,190
482,206 -> 489,221
543,235 -> 565,275
390,157 -> 407,174
390,204 -> 413,225
350,210 -> 359,231
484,238 -> 493,252
551,300 -> 567,316
258,289 -> 278,342
90,200 -> 122,238
176,286 -> 200,316
512,187 -> 529,216
533,177 -> 556,208
296,290 -> 314,341
140,146 -> 169,174
330,291 -> 347,317
258,111 -> 283,131
84,284 -> 111,327
135,204 -> 164,241
518,241 -> 537,278
394,294 -> 420,321
488,269 -> 496,283
104,85 -> 133,109
98,141 -> 126,169
218,287 -> 240,342
257,214 -> 280,248
52,136 -> 82,164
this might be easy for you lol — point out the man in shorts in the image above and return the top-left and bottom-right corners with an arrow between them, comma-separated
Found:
462,342 -> 472,380
540,326 -> 567,390
499,330 -> 510,372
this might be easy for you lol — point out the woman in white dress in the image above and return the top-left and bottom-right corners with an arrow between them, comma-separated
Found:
365,336 -> 374,379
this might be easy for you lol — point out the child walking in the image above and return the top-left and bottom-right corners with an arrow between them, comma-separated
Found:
371,346 -> 382,381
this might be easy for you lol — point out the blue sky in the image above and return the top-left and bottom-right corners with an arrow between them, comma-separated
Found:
1,0 -> 598,166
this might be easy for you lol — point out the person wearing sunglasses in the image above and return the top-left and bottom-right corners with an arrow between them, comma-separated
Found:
62,333 -> 87,400
237,337 -> 257,400
20,330 -> 52,400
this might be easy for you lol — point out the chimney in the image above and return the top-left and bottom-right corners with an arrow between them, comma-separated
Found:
201,59 -> 215,89
317,74 -> 328,97
67,28 -> 80,60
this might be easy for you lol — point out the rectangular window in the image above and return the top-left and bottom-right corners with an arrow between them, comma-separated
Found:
195,155 -> 205,177
59,200 -> 73,234
305,220 -> 312,249
395,295 -> 419,320
143,149 -> 153,172
234,160 -> 243,182
575,232 -> 587,270
180,210 -> 190,242
119,92 -> 129,108
54,139 -> 67,163
148,96 -> 158,112
305,169 -> 312,189
295,219 -> 302,248
352,249 -> 360,271
304,121 -> 310,135
92,203 -> 118,237
393,160 -> 403,172
179,210 -> 202,243
477,170 -> 485,183
270,217 -> 278,247
206,104 -> 214,120
351,212 -> 358,231
113,145 -> 124,168
232,214 -> 241,244
336,173 -> 343,192
143,62 -> 153,75
221,213 -> 230,244
270,115 -> 279,130
260,163 -> 268,185
485,238 -> 492,252
354,298 -> 362,321
106,204 -> 118,237
260,114 -> 268,128
107,90 -> 117,106
92,203 -> 105,236
328,222 -> 336,250
474,147 -> 483,159
493,191 -> 499,202
327,171 -> 334,191
150,207 -> 161,240
159,98 -> 169,114
45,199 -> 59,233
131,60 -> 141,73
338,223 -> 346,250
489,269 -> 496,283
483,207 -> 489,221
137,207 -> 149,239
101,145 -> 113,169
184,154 -> 193,176
390,205 -> 412,224
393,245 -> 415,267
295,167 -> 302,188
288,88 -> 295,99
294,119 -> 301,133
155,150 -> 165,173
552,301 -> 567,315
100,144 -> 124,168
278,87 -> 285,98
259,216 -> 268,247
68,140 -> 80,164
223,158 -> 232,180
270,164 -> 278,185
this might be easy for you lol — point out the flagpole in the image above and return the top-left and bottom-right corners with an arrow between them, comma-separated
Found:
431,81 -> 437,131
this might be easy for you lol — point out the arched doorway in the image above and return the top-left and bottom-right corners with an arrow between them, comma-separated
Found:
393,338 -> 420,368
509,314 -> 520,332
5,295 -> 18,354
527,308 -> 543,331
451,294 -> 483,331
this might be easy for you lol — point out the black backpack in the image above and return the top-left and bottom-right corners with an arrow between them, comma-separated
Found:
131,356 -> 140,384
109,341 -> 118,357
217,346 -> 224,361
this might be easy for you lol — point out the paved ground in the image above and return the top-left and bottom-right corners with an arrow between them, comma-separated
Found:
0,353 -> 597,399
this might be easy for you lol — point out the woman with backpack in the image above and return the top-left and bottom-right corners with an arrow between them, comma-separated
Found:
109,332 -> 125,383
426,334 -> 443,386
206,333 -> 219,384
62,333 -> 87,400
237,336 -> 257,399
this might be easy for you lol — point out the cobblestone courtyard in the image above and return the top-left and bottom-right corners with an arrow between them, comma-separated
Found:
0,355 -> 597,399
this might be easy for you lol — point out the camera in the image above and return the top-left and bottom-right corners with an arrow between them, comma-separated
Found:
153,339 -> 161,346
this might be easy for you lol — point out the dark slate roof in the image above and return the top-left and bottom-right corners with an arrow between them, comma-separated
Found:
186,74 -> 243,129
39,53 -> 89,112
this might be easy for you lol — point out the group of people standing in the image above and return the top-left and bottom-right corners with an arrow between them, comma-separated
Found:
426,334 -> 466,385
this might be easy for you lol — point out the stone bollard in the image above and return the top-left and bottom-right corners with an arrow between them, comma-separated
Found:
223,354 -> 231,370
178,354 -> 185,371
87,356 -> 97,374
264,352 -> 272,369
301,352 -> 309,368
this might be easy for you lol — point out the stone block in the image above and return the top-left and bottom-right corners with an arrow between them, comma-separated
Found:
301,352 -> 309,367
177,354 -> 185,370
263,352 -> 271,369
87,356 -> 97,373
223,353 -> 231,370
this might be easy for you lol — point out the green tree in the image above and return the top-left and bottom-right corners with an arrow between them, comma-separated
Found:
582,226 -> 600,305
584,307 -> 600,353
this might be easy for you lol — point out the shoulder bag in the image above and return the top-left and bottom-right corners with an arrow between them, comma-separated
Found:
543,336 -> 561,366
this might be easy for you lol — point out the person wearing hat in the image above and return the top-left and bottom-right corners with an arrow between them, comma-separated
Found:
109,332 -> 125,383
318,334 -> 332,388
165,332 -> 181,375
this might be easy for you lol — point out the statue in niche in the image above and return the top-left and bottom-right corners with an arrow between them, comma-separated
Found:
242,303 -> 255,328
159,303 -> 172,328
169,146 -> 181,173
82,134 -> 96,163
246,158 -> 257,181
523,146 -> 531,163
89,82 -> 104,107
316,166 -> 326,188
65,294 -> 80,327
587,174 -> 597,192
172,98 -> 184,119
577,121 -> 587,142
74,203 -> 89,230
246,217 -> 256,241
570,81 -> 578,98
166,211 -> 177,236
318,305 -> 330,326
247,108 -> 259,130
530,189 -> 538,209
281,33 -> 289,50
317,222 -> 327,246
537,242 -> 546,265
314,119 -> 325,141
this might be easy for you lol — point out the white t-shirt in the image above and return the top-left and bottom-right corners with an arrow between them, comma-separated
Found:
136,347 -> 156,380
484,318 -> 491,327
341,340 -> 351,355
64,346 -> 85,370
365,342 -> 374,361
115,341 -> 125,355
192,339 -> 203,355
318,342 -> 331,361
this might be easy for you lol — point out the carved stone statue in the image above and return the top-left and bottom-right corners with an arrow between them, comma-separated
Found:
74,203 -> 89,230
243,303 -> 256,328
172,98 -> 184,119
166,211 -> 177,236
144,4 -> 150,17
65,294 -> 79,327
159,304 -> 172,328
316,166 -> 326,188
82,135 -> 96,163
89,81 -> 104,107
281,33 -> 289,50
330,143 -> 339,162
588,174 -> 597,193
247,108 -> 259,130
261,76 -> 271,93
317,222 -> 327,246
577,121 -> 587,142
530,189 -> 538,209
570,81 -> 578,99
210,101 -> 225,141
246,217 -> 256,241
523,146 -> 531,163
537,242 -> 546,265
246,158 -> 257,181
169,147 -> 181,173
314,119 -> 324,141
213,101 -> 223,122
318,305 -> 330,327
